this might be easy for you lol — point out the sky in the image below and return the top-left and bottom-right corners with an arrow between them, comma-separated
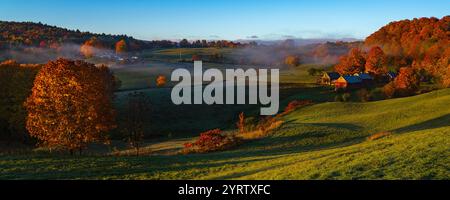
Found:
0,0 -> 448,41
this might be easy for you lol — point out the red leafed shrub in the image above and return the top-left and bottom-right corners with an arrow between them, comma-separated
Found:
182,129 -> 240,154
367,132 -> 391,141
283,100 -> 313,114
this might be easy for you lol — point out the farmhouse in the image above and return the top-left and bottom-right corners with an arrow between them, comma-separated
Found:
321,72 -> 340,85
334,75 -> 362,91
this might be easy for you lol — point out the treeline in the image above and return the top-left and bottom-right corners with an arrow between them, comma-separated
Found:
0,21 -> 148,51
0,60 -> 41,142
0,21 -> 252,52
178,38 -> 256,48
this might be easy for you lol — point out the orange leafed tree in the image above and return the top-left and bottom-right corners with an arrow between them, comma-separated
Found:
365,46 -> 387,75
284,55 -> 300,67
115,39 -> 127,54
334,48 -> 366,75
25,58 -> 117,154
394,67 -> 420,96
383,81 -> 396,98
80,37 -> 102,58
156,75 -> 167,87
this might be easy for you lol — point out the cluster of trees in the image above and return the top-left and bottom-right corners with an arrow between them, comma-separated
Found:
0,21 -> 147,51
383,67 -> 421,97
0,21 -> 254,56
0,60 -> 41,142
0,58 -> 156,155
332,16 -> 449,97
334,46 -> 389,77
365,16 -> 450,87
334,45 -> 437,97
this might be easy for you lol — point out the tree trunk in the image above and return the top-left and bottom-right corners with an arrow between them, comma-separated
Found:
136,145 -> 139,157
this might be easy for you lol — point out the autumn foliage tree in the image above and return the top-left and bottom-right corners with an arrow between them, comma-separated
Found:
394,67 -> 420,96
25,59 -> 117,154
284,55 -> 300,67
383,81 -> 396,98
115,39 -> 127,54
0,60 -> 41,142
156,75 -> 167,87
334,48 -> 366,75
365,46 -> 387,75
80,37 -> 102,58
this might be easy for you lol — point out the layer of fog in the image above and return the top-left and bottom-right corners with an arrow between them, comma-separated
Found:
0,43 -> 119,64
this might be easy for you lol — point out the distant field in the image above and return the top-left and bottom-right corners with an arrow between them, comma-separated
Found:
1,89 -> 448,180
143,48 -> 235,62
108,48 -> 329,137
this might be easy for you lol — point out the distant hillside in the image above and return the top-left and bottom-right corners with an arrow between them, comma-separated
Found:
307,41 -> 363,64
0,21 -> 157,51
0,21 -> 253,52
365,16 -> 449,86
365,16 -> 449,58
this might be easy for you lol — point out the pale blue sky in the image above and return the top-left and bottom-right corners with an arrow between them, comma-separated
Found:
0,0 -> 448,40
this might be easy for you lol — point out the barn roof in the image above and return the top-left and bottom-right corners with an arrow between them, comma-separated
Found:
342,75 -> 362,84
356,73 -> 374,80
326,72 -> 341,80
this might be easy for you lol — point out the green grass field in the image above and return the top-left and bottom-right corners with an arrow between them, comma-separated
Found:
1,88 -> 448,180
142,48 -> 235,62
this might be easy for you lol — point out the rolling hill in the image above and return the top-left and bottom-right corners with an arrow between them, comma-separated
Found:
0,88 -> 448,179
0,21 -> 148,49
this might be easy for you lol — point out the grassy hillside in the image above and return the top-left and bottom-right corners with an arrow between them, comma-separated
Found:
0,89 -> 448,180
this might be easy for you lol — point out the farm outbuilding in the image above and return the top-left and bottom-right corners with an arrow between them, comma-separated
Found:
334,75 -> 363,91
322,72 -> 341,85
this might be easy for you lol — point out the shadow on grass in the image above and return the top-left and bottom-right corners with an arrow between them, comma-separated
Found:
0,121 -> 367,179
393,114 -> 450,134
156,122 -> 365,164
